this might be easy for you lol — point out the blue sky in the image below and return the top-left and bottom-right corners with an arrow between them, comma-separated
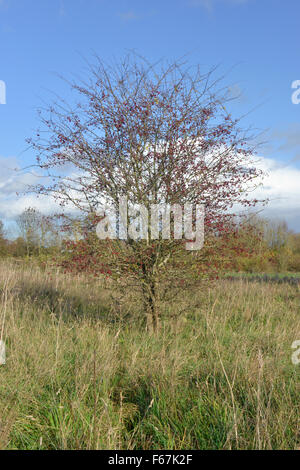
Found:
1,0 -> 300,232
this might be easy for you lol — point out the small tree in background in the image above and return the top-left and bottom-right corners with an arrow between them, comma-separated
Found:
27,55 -> 265,331
16,207 -> 58,258
16,208 -> 41,257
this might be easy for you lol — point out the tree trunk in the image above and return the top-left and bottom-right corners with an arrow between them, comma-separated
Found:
141,259 -> 160,333
146,279 -> 160,334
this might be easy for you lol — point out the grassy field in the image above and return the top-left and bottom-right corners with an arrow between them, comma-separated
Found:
225,272 -> 300,279
0,260 -> 299,450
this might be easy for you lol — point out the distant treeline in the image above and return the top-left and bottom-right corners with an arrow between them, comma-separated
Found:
1,208 -> 300,273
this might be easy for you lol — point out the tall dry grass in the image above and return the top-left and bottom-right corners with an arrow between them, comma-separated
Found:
0,259 -> 299,449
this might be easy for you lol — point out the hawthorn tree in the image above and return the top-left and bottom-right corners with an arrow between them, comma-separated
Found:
27,55 -> 264,331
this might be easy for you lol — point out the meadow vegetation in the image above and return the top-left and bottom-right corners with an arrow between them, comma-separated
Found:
0,259 -> 299,450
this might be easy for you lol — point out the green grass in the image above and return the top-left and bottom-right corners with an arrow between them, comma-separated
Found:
0,260 -> 299,449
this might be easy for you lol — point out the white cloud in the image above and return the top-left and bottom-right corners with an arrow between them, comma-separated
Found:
252,157 -> 300,231
0,156 -> 63,220
1,154 -> 300,231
